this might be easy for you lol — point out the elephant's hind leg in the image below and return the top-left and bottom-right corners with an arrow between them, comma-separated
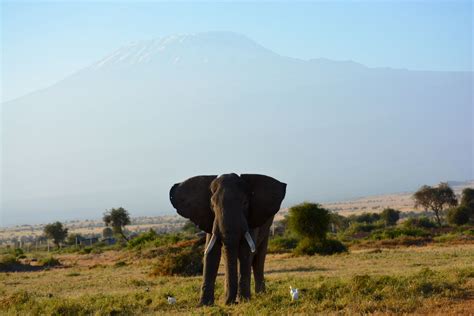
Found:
200,234 -> 222,306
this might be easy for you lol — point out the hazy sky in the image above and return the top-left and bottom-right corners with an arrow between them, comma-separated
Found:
1,1 -> 473,227
2,1 -> 472,101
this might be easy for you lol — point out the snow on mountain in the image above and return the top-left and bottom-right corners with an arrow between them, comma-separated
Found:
92,32 -> 276,69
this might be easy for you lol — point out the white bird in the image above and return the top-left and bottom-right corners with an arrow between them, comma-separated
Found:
167,296 -> 176,304
289,286 -> 299,301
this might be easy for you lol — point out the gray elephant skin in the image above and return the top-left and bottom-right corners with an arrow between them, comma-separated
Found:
169,173 -> 286,305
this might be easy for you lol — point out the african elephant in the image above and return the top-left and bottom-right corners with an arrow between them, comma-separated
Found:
169,173 -> 286,305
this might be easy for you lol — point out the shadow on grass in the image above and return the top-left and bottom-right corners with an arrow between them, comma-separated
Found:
265,266 -> 325,274
0,262 -> 61,273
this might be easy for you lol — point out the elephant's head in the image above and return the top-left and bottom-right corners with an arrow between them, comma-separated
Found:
169,173 -> 286,303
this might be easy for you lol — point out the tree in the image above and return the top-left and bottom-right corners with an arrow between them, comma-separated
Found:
288,202 -> 330,241
413,183 -> 458,226
380,208 -> 400,226
43,222 -> 68,248
447,206 -> 470,226
460,188 -> 474,209
103,207 -> 131,241
102,227 -> 114,239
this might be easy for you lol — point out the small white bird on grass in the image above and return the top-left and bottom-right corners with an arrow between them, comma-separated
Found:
289,286 -> 299,301
167,296 -> 176,305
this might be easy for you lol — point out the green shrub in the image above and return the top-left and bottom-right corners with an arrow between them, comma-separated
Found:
127,229 -> 158,249
381,208 -> 400,226
460,188 -> 474,209
348,212 -> 381,224
370,227 -> 430,240
151,238 -> 204,276
128,231 -> 187,250
80,247 -> 93,254
267,236 -> 298,253
39,256 -> 60,267
329,213 -> 350,232
288,202 -> 330,240
403,216 -> 436,229
346,221 -> 384,235
447,206 -> 471,226
12,248 -> 24,257
294,238 -> 347,256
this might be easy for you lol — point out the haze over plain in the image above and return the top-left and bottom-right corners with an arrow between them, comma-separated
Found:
1,2 -> 472,226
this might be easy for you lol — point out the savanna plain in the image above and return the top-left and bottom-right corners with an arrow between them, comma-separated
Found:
1,243 -> 473,315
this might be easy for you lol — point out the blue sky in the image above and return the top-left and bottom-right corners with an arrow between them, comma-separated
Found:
1,1 -> 472,101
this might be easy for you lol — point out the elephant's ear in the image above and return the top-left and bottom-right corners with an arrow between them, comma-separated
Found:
169,175 -> 217,233
241,174 -> 286,228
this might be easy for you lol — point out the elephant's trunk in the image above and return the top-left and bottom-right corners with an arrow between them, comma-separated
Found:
223,245 -> 239,304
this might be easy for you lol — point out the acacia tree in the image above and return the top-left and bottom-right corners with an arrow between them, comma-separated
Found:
43,222 -> 68,248
103,207 -> 131,241
413,183 -> 458,226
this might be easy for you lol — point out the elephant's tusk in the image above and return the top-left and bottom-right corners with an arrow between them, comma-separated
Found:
244,232 -> 256,253
204,234 -> 217,255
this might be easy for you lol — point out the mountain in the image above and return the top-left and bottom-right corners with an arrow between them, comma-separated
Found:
2,32 -> 472,226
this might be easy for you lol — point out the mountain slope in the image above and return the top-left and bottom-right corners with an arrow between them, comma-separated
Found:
2,32 -> 472,226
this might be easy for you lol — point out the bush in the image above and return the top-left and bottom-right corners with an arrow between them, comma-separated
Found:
403,216 -> 436,229
329,213 -> 350,232
80,247 -> 93,254
346,221 -> 384,235
294,238 -> 347,256
288,202 -> 330,240
370,227 -> 430,240
381,208 -> 400,226
127,229 -> 158,249
267,236 -> 298,253
348,212 -> 381,224
447,206 -> 471,226
12,248 -> 24,257
39,256 -> 60,267
460,188 -> 474,209
128,231 -> 187,250
150,238 -> 204,276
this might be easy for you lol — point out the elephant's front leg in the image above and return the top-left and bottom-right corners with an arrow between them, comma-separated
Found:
237,240 -> 253,302
253,226 -> 270,293
200,234 -> 222,306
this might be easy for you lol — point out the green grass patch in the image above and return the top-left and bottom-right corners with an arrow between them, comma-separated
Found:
1,267 -> 471,314
39,256 -> 60,267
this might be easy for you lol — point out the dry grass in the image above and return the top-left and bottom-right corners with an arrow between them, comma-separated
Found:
0,243 -> 473,315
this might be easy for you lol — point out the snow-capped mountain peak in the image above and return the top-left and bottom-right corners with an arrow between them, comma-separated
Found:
93,32 -> 274,69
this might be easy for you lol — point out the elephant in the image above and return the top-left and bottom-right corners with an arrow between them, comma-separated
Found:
169,173 -> 286,305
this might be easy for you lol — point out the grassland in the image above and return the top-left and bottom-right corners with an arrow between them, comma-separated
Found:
1,243 -> 473,315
